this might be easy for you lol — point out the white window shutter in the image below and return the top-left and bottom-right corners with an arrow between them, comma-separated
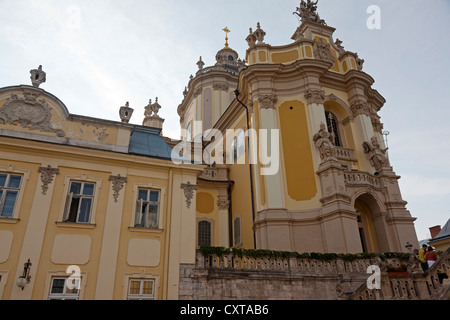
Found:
63,192 -> 73,221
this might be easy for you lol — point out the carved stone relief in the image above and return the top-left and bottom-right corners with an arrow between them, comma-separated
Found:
350,100 -> 371,117
109,174 -> 127,203
217,196 -> 230,211
313,38 -> 335,68
181,182 -> 198,209
305,89 -> 325,105
258,95 -> 278,109
38,165 -> 60,195
0,93 -> 65,137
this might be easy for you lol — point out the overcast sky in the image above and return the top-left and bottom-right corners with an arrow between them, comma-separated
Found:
0,0 -> 449,243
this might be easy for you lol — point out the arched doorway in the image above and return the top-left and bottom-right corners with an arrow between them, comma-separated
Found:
354,193 -> 385,253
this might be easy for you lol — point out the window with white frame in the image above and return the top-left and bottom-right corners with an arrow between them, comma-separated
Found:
0,173 -> 22,218
233,216 -> 241,247
135,189 -> 160,229
48,278 -> 80,300
127,279 -> 155,300
63,181 -> 95,223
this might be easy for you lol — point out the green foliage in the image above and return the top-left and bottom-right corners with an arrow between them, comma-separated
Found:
199,247 -> 411,262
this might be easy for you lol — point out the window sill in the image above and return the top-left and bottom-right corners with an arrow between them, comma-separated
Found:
128,227 -> 163,234
55,221 -> 96,229
0,217 -> 20,224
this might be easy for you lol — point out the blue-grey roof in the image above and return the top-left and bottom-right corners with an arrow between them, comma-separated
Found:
429,219 -> 450,243
128,126 -> 176,160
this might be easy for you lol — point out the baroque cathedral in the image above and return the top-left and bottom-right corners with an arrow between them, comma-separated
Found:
0,1 -> 425,300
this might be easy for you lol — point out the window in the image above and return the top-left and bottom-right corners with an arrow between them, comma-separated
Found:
63,181 -> 95,223
325,111 -> 342,147
231,130 -> 245,163
198,220 -> 211,247
0,173 -> 22,218
186,122 -> 192,142
127,279 -> 155,300
233,216 -> 241,247
48,278 -> 80,300
231,137 -> 238,162
135,189 -> 160,229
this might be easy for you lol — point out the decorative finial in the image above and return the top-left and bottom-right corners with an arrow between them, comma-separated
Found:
253,22 -> 266,44
246,27 -> 257,47
223,27 -> 231,48
197,56 -> 205,70
30,65 -> 46,88
119,101 -> 134,124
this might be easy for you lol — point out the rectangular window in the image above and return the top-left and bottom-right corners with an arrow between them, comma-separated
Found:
48,278 -> 80,300
198,220 -> 211,247
135,189 -> 160,229
0,173 -> 22,218
63,181 -> 95,223
233,216 -> 241,247
127,279 -> 155,300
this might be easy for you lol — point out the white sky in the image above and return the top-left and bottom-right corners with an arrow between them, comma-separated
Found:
0,0 -> 449,244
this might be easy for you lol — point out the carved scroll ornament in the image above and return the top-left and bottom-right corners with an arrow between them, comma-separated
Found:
0,93 -> 65,137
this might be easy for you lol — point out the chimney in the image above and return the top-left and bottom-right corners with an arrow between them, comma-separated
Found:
429,225 -> 441,239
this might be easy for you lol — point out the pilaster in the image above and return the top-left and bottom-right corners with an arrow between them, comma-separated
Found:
10,164 -> 59,300
94,173 -> 127,300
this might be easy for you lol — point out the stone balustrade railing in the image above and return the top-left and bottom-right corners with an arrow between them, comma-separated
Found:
335,147 -> 357,162
344,171 -> 382,188
197,250 -> 416,276
350,247 -> 450,300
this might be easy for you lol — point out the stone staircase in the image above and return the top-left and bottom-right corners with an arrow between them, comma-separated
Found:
349,247 -> 450,300
179,248 -> 449,300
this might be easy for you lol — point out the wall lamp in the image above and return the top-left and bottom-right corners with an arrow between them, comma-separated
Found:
16,259 -> 32,290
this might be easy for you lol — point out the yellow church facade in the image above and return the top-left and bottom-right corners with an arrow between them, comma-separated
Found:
0,2 -> 420,300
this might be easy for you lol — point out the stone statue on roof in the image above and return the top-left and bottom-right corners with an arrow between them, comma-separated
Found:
294,0 -> 327,25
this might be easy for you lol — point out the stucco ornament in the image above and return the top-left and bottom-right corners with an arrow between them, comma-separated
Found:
0,93 -> 65,137
181,182 -> 198,209
109,174 -> 127,203
313,123 -> 336,161
38,165 -> 60,195
305,89 -> 325,105
258,95 -> 278,109
294,0 -> 326,25
362,136 -> 390,171
313,38 -> 335,67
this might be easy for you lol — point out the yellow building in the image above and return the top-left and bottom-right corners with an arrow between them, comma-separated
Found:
0,2 -> 420,300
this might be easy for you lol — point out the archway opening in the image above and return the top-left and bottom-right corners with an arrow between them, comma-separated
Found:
354,193 -> 382,253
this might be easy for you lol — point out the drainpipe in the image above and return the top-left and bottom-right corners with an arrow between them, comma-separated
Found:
234,89 -> 257,249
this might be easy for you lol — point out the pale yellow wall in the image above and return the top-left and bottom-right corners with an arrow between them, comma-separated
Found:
0,131 -> 202,300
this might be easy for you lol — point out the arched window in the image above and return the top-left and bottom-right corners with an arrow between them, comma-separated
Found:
325,111 -> 342,147
198,220 -> 211,247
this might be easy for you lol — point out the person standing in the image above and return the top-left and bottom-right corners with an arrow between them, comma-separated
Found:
425,246 -> 437,269
418,244 -> 428,272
